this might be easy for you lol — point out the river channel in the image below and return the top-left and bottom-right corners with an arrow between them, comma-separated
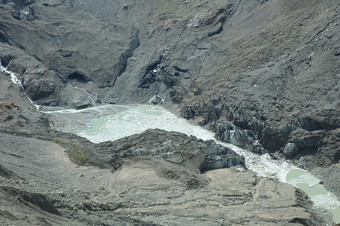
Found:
47,104 -> 340,223
1,61 -> 339,223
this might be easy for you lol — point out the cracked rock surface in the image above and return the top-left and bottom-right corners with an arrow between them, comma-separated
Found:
0,70 -> 333,225
0,0 -> 339,225
1,0 -> 339,169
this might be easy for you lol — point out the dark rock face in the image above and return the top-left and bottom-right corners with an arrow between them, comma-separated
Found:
297,109 -> 340,131
0,0 -> 338,167
98,129 -> 245,184
217,123 -> 254,148
200,145 -> 245,172
0,0 -> 339,224
1,186 -> 60,215
0,164 -> 16,178
0,68 -> 334,225
283,143 -> 299,159
25,81 -> 56,101
0,129 -> 332,225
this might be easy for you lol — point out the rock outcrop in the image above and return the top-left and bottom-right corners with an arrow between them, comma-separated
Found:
0,0 -> 339,224
0,69 -> 333,225
0,129 -> 332,225
0,0 -> 339,168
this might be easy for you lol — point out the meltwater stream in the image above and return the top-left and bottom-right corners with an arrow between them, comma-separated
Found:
0,59 -> 40,110
59,105 -> 340,223
1,61 -> 339,223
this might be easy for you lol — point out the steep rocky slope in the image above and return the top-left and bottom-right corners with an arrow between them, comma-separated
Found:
0,0 -> 339,225
0,56 -> 333,225
0,118 -> 332,225
0,73 -> 331,224
0,0 -> 339,169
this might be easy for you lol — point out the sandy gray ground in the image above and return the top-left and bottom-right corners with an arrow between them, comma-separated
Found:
0,0 -> 339,225
0,0 -> 339,169
0,131 -> 333,225
0,70 -> 333,224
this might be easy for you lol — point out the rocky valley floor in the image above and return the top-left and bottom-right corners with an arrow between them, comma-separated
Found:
0,63 -> 336,225
0,130 -> 333,225
0,0 -> 339,225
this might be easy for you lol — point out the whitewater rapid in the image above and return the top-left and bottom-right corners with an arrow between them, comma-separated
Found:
0,59 -> 40,110
75,104 -> 298,183
1,59 -> 339,223
56,105 -> 340,223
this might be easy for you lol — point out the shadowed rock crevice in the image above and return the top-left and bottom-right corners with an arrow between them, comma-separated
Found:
138,56 -> 163,88
0,164 -> 17,178
1,186 -> 60,215
113,30 -> 140,82
206,4 -> 234,37
0,0 -> 339,224
0,30 -> 9,43
66,71 -> 90,84
297,109 -> 340,132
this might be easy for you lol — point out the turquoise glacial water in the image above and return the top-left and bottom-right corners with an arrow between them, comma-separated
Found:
286,169 -> 340,223
54,104 -> 340,223
3,58 -> 338,223
78,104 -> 215,143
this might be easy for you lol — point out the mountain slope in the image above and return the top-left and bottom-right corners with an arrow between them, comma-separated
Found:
1,0 -> 339,168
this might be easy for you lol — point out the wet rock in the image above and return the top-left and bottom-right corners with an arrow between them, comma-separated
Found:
138,72 -> 157,88
0,55 -> 13,67
181,105 -> 195,119
261,126 -> 288,152
290,131 -> 322,152
229,128 -> 253,148
216,122 -> 265,153
283,142 -> 299,159
200,153 -> 245,172
148,95 -> 165,105
250,144 -> 267,155
233,108 -> 262,132
138,58 -> 163,88
334,50 -> 340,56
